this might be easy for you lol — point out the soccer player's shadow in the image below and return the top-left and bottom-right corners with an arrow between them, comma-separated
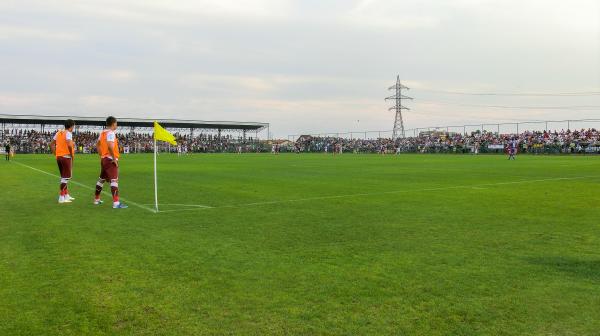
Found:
526,256 -> 600,281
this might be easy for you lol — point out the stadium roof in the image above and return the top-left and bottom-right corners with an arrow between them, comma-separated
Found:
0,114 -> 268,131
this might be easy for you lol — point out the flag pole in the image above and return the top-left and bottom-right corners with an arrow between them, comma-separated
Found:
154,137 -> 159,213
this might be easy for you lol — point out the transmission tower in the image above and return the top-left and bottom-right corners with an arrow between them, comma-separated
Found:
385,75 -> 413,139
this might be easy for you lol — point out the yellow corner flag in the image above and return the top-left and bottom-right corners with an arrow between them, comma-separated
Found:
152,121 -> 177,213
154,121 -> 177,145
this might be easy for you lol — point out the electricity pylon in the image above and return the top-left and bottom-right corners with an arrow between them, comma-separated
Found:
385,76 -> 413,139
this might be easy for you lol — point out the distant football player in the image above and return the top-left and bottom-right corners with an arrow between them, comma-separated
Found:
94,116 -> 128,208
50,119 -> 76,203
508,139 -> 517,160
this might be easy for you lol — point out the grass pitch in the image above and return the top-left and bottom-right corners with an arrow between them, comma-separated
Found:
1,153 -> 600,335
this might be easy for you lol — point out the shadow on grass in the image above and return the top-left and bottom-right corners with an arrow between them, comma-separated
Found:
526,256 -> 600,281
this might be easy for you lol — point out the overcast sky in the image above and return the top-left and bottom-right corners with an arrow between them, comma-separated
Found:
1,0 -> 599,137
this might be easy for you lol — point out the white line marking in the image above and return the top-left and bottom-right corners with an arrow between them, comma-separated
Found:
13,160 -> 156,213
142,203 -> 213,208
157,175 -> 598,214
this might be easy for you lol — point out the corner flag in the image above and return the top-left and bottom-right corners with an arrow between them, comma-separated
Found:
154,121 -> 177,145
152,121 -> 177,213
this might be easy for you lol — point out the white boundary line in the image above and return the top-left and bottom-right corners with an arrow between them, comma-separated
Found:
142,203 -> 213,208
156,175 -> 598,214
13,160 -> 156,213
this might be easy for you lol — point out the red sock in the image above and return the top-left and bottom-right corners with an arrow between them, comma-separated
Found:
111,186 -> 119,202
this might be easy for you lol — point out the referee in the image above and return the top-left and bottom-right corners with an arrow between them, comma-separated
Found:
4,142 -> 10,161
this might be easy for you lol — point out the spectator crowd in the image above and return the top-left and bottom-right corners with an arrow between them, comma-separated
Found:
3,128 -> 600,155
2,129 -> 263,154
294,128 -> 600,154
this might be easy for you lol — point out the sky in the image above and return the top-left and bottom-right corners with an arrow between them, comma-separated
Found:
0,0 -> 599,137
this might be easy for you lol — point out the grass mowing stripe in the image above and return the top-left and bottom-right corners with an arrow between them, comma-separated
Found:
156,174 -> 599,214
13,160 -> 157,213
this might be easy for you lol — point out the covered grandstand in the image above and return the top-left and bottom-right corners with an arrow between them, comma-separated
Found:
1,114 -> 270,154
0,114 -> 268,135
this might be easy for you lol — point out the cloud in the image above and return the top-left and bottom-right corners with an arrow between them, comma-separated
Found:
102,70 -> 137,82
0,93 -> 57,108
4,0 -> 294,26
177,73 -> 364,97
0,24 -> 82,41
344,0 -> 442,29
78,95 -> 124,106
179,74 -> 277,93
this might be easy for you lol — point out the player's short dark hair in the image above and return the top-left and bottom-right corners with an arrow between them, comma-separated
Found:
106,116 -> 117,126
64,119 -> 75,129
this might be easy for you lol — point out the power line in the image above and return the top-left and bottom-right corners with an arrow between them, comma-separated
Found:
415,99 -> 600,110
417,89 -> 600,97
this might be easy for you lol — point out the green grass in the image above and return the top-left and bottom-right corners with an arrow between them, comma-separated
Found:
1,153 -> 600,335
